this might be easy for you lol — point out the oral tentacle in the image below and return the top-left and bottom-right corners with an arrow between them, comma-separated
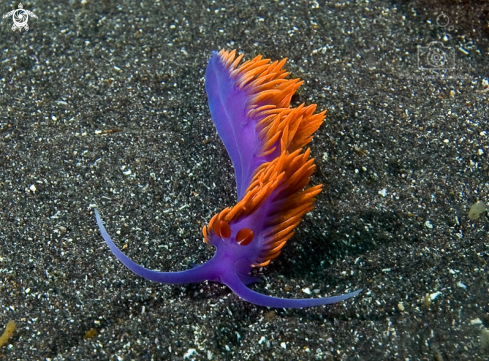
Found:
94,209 -> 215,284
223,271 -> 362,308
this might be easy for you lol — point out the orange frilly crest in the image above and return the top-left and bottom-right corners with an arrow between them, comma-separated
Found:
204,49 -> 324,268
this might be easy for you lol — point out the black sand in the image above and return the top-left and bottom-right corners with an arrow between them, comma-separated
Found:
1,1 -> 488,360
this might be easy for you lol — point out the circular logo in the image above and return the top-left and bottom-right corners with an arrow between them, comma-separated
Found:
436,14 -> 450,28
427,48 -> 448,68
12,9 -> 29,28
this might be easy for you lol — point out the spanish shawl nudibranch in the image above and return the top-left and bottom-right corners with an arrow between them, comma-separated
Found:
95,49 -> 362,308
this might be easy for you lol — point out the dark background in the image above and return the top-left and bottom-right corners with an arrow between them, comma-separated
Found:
1,0 -> 488,360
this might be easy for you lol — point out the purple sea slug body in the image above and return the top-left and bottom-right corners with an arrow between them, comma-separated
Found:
95,49 -> 362,308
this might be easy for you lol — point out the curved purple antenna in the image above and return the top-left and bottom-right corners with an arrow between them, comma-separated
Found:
94,209 -> 215,284
222,272 -> 362,308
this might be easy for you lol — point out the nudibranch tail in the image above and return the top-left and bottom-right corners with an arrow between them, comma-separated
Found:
205,49 -> 324,199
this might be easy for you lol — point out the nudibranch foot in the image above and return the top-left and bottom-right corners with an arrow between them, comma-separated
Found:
237,274 -> 262,286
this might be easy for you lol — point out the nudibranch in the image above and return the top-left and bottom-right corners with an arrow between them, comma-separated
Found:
95,49 -> 361,308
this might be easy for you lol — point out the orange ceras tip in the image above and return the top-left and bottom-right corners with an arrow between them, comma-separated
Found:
213,219 -> 231,238
236,228 -> 254,246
